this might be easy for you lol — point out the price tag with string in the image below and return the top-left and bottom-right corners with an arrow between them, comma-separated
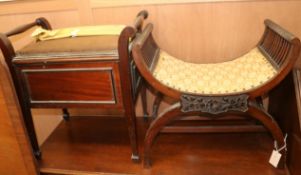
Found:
269,134 -> 287,168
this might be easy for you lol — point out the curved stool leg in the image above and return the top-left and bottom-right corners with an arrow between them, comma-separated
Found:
152,93 -> 162,118
144,102 -> 182,168
144,100 -> 286,168
248,101 -> 286,168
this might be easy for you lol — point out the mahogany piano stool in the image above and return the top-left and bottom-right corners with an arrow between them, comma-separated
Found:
0,12 -> 149,163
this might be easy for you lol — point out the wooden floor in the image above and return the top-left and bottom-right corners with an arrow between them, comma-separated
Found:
39,116 -> 287,175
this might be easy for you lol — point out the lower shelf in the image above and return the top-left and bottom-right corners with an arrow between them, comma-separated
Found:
39,116 -> 286,175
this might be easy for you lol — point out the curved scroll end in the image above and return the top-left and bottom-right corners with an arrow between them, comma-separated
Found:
133,10 -> 149,32
264,19 -> 297,42
133,23 -> 154,46
137,10 -> 149,19
36,17 -> 52,30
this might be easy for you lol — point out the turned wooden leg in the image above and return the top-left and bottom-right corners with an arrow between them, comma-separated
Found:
248,101 -> 286,168
152,93 -> 162,118
62,108 -> 70,121
141,83 -> 149,120
144,102 -> 182,168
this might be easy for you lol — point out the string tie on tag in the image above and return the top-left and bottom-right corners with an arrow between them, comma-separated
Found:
274,134 -> 287,152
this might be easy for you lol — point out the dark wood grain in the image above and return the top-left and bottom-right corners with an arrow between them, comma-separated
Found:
19,62 -> 122,108
26,70 -> 114,101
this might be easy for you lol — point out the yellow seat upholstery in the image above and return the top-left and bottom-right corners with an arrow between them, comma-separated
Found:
16,25 -> 125,59
31,25 -> 125,41
153,48 -> 277,94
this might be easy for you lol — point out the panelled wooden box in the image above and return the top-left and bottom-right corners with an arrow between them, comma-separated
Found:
14,36 -> 123,109
6,33 -> 141,162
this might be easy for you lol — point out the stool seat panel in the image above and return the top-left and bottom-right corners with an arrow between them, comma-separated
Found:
16,35 -> 119,58
153,48 -> 277,95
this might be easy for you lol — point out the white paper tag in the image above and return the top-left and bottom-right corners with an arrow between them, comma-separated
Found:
269,150 -> 282,167
71,29 -> 80,37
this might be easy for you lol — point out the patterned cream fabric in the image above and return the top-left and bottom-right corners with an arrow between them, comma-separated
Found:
153,48 -> 277,94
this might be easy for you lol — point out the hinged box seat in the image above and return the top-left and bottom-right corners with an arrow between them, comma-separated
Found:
15,35 -> 119,61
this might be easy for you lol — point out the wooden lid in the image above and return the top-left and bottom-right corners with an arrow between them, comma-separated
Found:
14,35 -> 119,63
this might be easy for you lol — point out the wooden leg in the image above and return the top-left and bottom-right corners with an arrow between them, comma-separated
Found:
152,93 -> 162,118
62,108 -> 70,121
144,102 -> 182,168
15,75 -> 41,159
141,83 -> 149,120
22,106 -> 41,159
125,110 -> 140,162
144,100 -> 286,168
248,101 -> 286,168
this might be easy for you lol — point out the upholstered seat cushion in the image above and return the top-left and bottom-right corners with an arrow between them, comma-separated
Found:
16,25 -> 124,59
16,35 -> 119,58
153,48 -> 277,94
